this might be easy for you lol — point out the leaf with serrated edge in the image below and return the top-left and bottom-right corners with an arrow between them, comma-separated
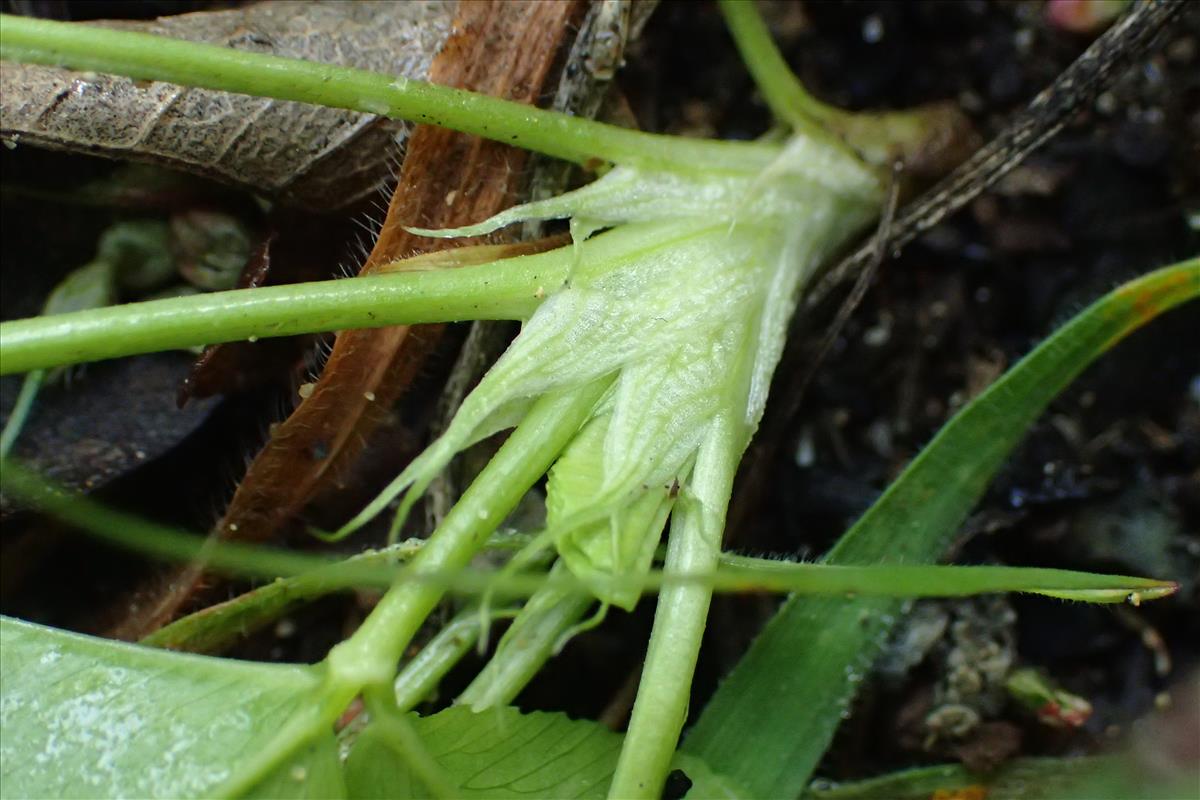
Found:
345,705 -> 623,799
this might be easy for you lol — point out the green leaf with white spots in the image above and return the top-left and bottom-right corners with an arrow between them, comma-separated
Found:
0,615 -> 319,799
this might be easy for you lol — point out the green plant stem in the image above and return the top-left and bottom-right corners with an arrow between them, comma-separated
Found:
324,378 -> 612,690
0,458 -> 350,576
141,539 -> 429,652
0,255 -> 556,375
213,381 -> 611,797
0,369 -> 43,456
393,607 -> 518,712
718,0 -> 963,170
1,458 -> 1176,605
0,13 -> 780,175
609,413 -> 743,800
457,564 -> 595,710
717,0 -> 850,131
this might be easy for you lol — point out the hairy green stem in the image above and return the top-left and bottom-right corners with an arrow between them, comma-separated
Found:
1,459 -> 1176,605
141,539 -> 429,652
0,459 -> 349,576
717,0 -> 851,133
0,369 -> 43,456
0,13 -> 780,175
610,413 -> 743,800
0,255 -> 558,375
325,379 -> 612,689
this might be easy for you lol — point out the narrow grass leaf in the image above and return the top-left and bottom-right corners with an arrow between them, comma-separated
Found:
683,259 -> 1199,798
714,558 -> 1176,603
140,540 -> 427,653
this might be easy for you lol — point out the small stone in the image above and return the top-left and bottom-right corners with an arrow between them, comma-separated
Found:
861,14 -> 884,44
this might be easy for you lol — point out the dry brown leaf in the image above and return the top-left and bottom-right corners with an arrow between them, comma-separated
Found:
0,1 -> 455,209
107,0 -> 592,641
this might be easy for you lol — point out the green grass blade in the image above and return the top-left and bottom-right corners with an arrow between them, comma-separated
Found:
803,752 -> 1198,800
1,456 -> 1176,613
140,540 -> 428,653
714,558 -> 1175,603
683,258 -> 1199,798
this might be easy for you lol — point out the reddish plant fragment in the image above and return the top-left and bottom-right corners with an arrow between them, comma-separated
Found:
107,0 -> 586,640
931,787 -> 988,800
1046,0 -> 1129,35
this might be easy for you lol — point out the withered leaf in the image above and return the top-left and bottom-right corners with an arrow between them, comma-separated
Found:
106,0 -> 595,640
0,0 -> 455,209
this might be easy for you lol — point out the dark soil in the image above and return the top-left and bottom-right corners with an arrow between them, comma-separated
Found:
626,0 -> 1200,783
2,0 -> 1197,790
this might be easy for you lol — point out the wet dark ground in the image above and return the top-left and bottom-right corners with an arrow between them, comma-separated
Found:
2,0 -> 1198,788
630,0 -> 1200,781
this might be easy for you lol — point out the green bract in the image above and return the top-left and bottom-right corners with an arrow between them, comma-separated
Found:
335,134 -> 882,612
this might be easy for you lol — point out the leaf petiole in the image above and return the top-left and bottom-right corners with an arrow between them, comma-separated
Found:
0,13 -> 781,175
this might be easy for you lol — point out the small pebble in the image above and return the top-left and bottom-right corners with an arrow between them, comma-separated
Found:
1095,91 -> 1117,115
794,428 -> 816,468
862,14 -> 884,44
863,320 -> 891,347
